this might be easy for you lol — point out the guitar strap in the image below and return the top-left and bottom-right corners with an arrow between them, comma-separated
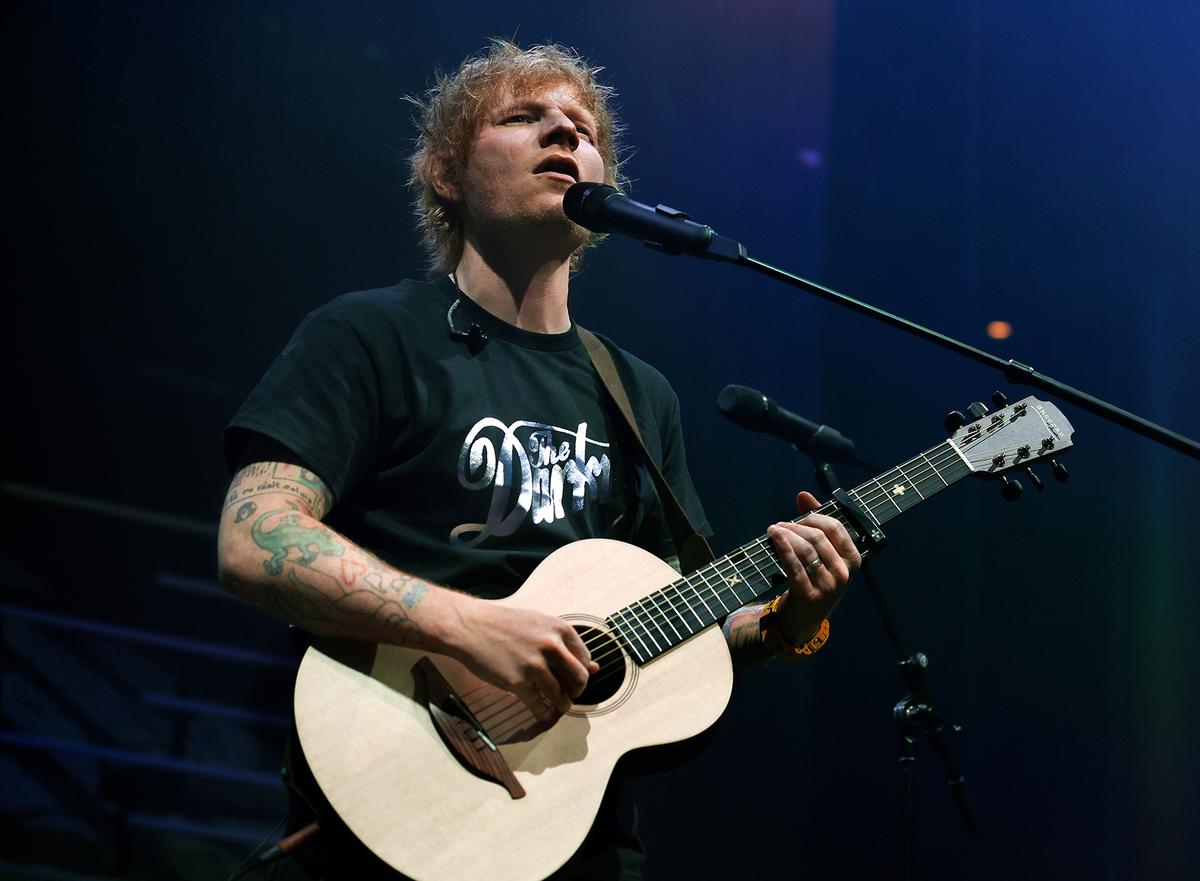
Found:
578,327 -> 715,575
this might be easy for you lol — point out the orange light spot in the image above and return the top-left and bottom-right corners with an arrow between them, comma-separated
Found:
986,320 -> 1013,340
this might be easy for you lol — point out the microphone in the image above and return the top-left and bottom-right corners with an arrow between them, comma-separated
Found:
563,182 -> 745,263
718,384 -> 861,465
445,298 -> 489,354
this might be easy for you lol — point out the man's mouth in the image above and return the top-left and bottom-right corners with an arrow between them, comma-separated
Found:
534,155 -> 580,181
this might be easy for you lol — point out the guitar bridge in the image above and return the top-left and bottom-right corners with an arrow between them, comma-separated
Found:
413,657 -> 525,799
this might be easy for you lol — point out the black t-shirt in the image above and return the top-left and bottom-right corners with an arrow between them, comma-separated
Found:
226,275 -> 711,880
227,275 -> 710,594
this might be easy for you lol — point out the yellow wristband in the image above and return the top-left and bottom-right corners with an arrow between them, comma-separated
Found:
758,594 -> 830,660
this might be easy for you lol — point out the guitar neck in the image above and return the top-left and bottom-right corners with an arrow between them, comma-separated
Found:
605,439 -> 971,665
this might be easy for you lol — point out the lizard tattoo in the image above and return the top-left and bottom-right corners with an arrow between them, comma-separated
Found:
252,504 -> 344,575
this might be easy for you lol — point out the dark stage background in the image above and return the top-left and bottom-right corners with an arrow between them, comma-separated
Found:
5,2 -> 1199,879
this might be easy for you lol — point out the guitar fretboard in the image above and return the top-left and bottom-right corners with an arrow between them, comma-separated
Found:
605,438 -> 972,664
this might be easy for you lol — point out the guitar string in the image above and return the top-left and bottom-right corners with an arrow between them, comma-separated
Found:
454,681 -> 550,740
462,425 -> 1033,740
573,437 -> 974,665
517,445 -> 960,686
573,448 -> 960,669
460,498 -> 924,737
572,427 -> 1026,671
474,697 -> 539,742
455,694 -> 527,744
460,539 -> 797,737
457,683 -> 525,720
477,442 -> 1035,742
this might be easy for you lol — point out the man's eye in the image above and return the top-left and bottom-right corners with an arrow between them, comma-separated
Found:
503,113 -> 535,124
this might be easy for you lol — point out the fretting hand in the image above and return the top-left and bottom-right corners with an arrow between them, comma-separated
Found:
765,491 -> 861,644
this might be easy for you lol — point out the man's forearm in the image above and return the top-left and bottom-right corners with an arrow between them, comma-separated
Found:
218,461 -> 602,720
723,603 -> 770,665
217,463 -> 459,651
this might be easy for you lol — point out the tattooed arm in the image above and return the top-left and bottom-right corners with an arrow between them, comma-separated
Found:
722,603 -> 771,664
217,461 -> 432,644
216,461 -> 597,720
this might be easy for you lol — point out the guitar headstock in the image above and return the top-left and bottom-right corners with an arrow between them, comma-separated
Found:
949,396 -> 1075,494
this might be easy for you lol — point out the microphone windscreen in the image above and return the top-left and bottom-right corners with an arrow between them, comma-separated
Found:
717,384 -> 770,430
563,182 -> 616,231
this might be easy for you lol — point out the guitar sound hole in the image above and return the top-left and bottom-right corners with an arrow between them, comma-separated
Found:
573,626 -> 627,706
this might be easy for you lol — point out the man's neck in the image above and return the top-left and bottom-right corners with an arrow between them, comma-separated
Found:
452,238 -> 574,334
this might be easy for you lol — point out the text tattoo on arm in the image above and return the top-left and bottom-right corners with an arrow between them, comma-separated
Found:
224,462 -> 333,520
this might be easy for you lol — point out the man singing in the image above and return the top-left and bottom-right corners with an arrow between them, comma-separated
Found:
218,39 -> 860,881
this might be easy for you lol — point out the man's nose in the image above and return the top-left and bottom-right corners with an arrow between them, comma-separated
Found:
540,111 -> 579,149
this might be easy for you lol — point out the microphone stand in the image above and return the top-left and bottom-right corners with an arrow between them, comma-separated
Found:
807,454 -> 983,881
670,236 -> 1200,461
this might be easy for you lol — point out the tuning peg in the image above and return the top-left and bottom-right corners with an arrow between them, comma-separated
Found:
992,391 -> 1009,409
1000,476 -> 1023,501
967,401 -> 989,420
1024,467 -> 1044,490
944,410 -> 966,433
1051,460 -> 1069,483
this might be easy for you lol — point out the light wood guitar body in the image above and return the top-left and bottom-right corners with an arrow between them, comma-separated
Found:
294,539 -> 735,881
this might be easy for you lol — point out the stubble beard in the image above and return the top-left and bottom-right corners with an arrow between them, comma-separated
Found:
478,194 -> 591,265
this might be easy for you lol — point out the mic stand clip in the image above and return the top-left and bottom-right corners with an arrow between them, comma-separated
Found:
641,203 -> 748,263
894,652 -> 983,881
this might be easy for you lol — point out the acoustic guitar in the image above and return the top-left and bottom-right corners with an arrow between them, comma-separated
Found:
293,395 -> 1074,881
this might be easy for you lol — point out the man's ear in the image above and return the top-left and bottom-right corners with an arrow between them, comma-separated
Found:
431,163 -> 459,203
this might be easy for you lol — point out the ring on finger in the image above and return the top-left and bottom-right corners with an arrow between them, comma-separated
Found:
805,556 -> 824,574
534,686 -> 553,707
